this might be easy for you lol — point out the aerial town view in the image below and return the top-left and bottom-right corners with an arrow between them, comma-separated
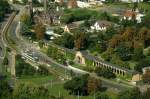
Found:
0,0 -> 150,99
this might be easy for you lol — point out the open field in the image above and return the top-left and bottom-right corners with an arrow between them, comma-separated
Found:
48,83 -> 118,99
16,75 -> 59,85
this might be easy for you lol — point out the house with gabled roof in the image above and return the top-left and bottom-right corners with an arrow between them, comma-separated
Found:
91,20 -> 113,31
63,21 -> 84,33
122,10 -> 144,23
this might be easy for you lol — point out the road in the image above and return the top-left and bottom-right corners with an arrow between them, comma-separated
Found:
2,4 -> 135,92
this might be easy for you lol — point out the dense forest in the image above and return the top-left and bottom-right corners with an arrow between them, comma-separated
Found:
0,0 -> 10,21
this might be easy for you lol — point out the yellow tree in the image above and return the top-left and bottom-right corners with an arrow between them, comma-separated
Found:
20,13 -> 31,26
34,23 -> 46,40
108,34 -> 122,48
122,27 -> 135,41
74,32 -> 87,50
87,76 -> 102,94
138,27 -> 150,41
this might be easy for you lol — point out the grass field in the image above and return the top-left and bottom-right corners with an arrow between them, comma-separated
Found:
48,83 -> 118,99
16,75 -> 58,85
16,74 -> 118,99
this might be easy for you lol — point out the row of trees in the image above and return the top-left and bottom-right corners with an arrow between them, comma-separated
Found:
64,74 -> 150,99
64,74 -> 102,96
20,12 -> 46,40
53,32 -> 90,50
0,0 -> 10,21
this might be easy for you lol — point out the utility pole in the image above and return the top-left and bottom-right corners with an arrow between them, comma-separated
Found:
65,68 -> 66,78
50,79 -> 53,88
59,90 -> 61,98
93,89 -> 96,99
77,90 -> 80,99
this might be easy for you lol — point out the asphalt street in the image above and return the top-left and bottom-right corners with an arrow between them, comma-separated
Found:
4,4 -> 135,92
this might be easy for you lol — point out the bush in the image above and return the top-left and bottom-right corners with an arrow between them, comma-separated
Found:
95,68 -> 116,79
54,27 -> 64,35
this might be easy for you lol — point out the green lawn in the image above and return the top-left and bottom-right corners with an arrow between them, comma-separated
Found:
72,63 -> 85,70
128,61 -> 137,70
138,3 -> 150,11
16,75 -> 58,85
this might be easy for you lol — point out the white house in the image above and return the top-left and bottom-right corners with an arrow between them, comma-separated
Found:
91,20 -> 112,31
77,1 -> 90,8
122,10 -> 144,23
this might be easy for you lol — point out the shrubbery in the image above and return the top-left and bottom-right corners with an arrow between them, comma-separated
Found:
0,0 -> 10,21
64,74 -> 102,96
95,68 -> 116,79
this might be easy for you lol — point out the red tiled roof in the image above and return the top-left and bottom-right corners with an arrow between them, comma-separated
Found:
123,10 -> 137,17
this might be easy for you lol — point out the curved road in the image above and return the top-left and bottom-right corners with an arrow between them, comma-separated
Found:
5,5 -> 134,92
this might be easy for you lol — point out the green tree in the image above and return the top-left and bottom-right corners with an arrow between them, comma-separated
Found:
130,87 -> 142,99
0,0 -> 10,21
105,27 -> 117,39
64,74 -> 89,95
0,77 -> 12,99
135,58 -> 150,72
99,12 -> 110,21
115,43 -> 132,61
22,0 -> 28,4
74,32 -> 89,50
117,87 -> 142,99
20,13 -> 31,27
2,57 -> 8,65
101,48 -> 114,61
32,0 -> 40,4
132,47 -> 144,61
59,33 -> 74,49
95,68 -> 116,79
38,40 -> 45,48
111,54 -> 130,69
54,27 -> 64,35
87,77 -> 102,94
